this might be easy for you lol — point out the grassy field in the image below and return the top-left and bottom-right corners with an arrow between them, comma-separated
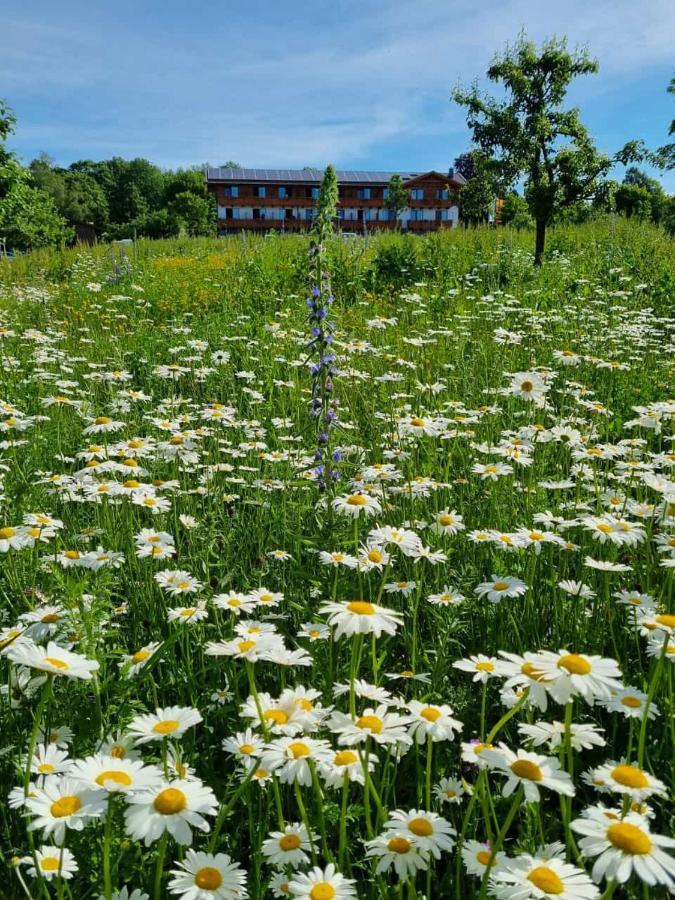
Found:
0,220 -> 673,899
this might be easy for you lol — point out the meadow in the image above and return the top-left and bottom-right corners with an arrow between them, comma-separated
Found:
0,220 -> 673,899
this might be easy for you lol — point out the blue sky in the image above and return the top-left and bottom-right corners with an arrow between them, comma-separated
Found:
3,0 -> 674,189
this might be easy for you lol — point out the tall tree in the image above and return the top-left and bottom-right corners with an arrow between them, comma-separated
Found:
456,151 -> 498,226
0,101 -> 71,250
384,174 -> 409,226
452,34 -> 642,264
655,76 -> 674,170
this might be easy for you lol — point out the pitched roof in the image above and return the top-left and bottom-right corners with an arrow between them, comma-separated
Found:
206,167 -> 466,186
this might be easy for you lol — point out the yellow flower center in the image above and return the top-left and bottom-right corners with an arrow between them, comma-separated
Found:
194,866 -> 222,889
95,416 -> 112,425
558,654 -> 592,675
597,523 -> 614,534
347,601 -> 375,615
279,834 -> 302,851
124,479 -> 141,488
64,550 -> 80,560
153,787 -> 187,815
50,795 -> 81,818
610,764 -> 649,789
38,763 -> 55,773
476,850 -> 495,866
310,885 -> 336,900
264,709 -> 288,725
420,706 -> 442,722
346,495 -> 368,506
239,743 -> 255,755
520,380 -> 533,392
492,581 -> 508,591
527,866 -> 564,894
388,837 -> 412,854
96,770 -> 132,787
411,417 -> 426,427
288,741 -> 311,759
152,719 -> 180,735
356,715 -> 383,734
438,515 -> 453,526
621,696 -> 642,709
510,759 -> 543,782
41,613 -> 59,624
607,822 -> 652,854
334,750 -> 358,766
132,650 -> 151,664
408,817 -> 433,837
40,857 -> 60,872
111,745 -> 126,759
656,614 -> 675,629
475,661 -> 495,672
367,550 -> 383,563
179,608 -> 196,617
0,527 -> 16,539
45,657 -> 69,671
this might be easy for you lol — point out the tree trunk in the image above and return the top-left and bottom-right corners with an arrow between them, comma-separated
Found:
534,218 -> 546,266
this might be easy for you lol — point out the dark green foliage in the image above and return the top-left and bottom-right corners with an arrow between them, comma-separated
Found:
452,34 -> 645,264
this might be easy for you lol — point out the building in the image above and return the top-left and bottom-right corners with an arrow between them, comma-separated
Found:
206,167 -> 466,234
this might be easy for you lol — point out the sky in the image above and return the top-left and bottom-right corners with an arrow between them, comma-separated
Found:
2,0 -> 674,189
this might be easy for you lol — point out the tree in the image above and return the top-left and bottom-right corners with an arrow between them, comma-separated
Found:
167,191 -> 214,236
384,174 -> 409,226
453,152 -> 475,181
614,183 -> 653,221
0,101 -> 71,250
163,169 -> 208,204
452,34 -> 643,264
500,193 -> 533,228
456,151 -> 497,226
30,155 -> 109,229
220,160 -> 241,168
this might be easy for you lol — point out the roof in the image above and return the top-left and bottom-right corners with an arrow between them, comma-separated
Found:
206,167 -> 465,186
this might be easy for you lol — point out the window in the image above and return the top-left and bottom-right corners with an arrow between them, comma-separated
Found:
223,186 -> 239,198
278,186 -> 288,198
379,209 -> 391,221
365,208 -> 378,221
436,188 -> 449,200
311,187 -> 319,200
357,188 -> 371,200
410,189 -> 425,200
253,186 -> 266,198
232,207 -> 253,220
383,188 -> 389,199
285,208 -> 294,220
408,209 -> 425,221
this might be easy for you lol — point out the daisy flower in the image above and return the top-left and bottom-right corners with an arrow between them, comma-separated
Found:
382,809 -> 455,859
586,762 -> 667,801
124,778 -> 218,846
259,736 -> 333,786
21,845 -> 78,881
427,587 -> 465,606
474,576 -> 527,604
571,808 -> 675,890
433,777 -> 465,805
287,863 -> 357,898
481,744 -> 575,801
453,655 -> 507,683
127,706 -> 203,744
26,743 -> 73,780
25,776 -> 106,842
332,492 -> 382,518
318,600 -> 402,640
261,823 -> 317,869
319,748 -> 377,788
167,603 -> 209,625
328,706 -> 412,747
365,831 -> 430,879
406,700 -> 463,743
167,849 -> 248,898
7,640 -> 99,680
222,729 -> 264,761
489,852 -> 600,898
517,720 -> 606,752
69,754 -> 162,794
429,509 -> 465,536
601,687 -> 659,720
530,650 -> 623,705
461,839 -> 507,878
213,592 -> 257,616
120,642 -> 161,677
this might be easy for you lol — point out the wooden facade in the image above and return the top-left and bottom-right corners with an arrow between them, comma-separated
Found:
205,167 -> 466,234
